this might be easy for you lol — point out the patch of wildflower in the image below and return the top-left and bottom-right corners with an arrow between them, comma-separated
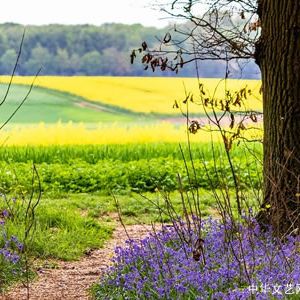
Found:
0,209 -> 23,265
95,218 -> 300,299
0,208 -> 24,291
0,200 -> 24,289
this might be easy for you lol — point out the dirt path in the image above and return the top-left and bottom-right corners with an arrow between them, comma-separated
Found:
1,224 -> 154,300
74,101 -> 117,113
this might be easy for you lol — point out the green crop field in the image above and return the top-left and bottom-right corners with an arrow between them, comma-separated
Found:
0,84 -> 137,123
0,143 -> 262,196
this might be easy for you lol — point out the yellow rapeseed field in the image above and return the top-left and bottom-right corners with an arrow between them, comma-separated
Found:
0,76 -> 262,114
1,122 -> 262,146
0,122 -> 198,145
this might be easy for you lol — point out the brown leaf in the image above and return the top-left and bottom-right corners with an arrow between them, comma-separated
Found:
241,87 -> 247,99
204,98 -> 210,107
250,113 -> 257,122
146,54 -> 153,63
141,55 -> 147,64
199,84 -> 205,95
130,50 -> 136,64
233,93 -> 242,107
239,123 -> 246,130
225,100 -> 230,112
220,100 -> 224,111
182,93 -> 190,104
151,62 -> 155,72
180,57 -> 184,68
163,32 -> 171,43
229,113 -> 235,129
161,58 -> 168,71
193,238 -> 204,262
173,100 -> 179,109
142,41 -> 148,51
188,120 -> 201,134
223,135 -> 232,151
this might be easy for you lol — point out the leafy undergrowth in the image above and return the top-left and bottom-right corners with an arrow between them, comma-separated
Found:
0,157 -> 261,195
92,218 -> 300,300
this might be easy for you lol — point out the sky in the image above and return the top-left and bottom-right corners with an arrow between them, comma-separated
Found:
0,0 -> 172,28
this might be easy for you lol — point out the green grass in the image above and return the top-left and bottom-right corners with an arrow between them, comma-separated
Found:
2,195 -> 113,261
0,83 -> 137,123
7,191 -> 219,225
0,190 -> 216,262
0,142 -> 262,163
60,191 -> 217,224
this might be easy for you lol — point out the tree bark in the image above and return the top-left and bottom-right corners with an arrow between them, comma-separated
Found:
255,0 -> 300,236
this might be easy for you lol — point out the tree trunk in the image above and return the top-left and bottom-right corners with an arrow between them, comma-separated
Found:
255,0 -> 300,236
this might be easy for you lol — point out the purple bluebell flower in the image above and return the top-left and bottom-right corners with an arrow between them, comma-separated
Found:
2,209 -> 9,218
95,218 -> 300,299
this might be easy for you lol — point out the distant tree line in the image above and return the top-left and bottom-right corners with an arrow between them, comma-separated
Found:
0,23 -> 259,78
